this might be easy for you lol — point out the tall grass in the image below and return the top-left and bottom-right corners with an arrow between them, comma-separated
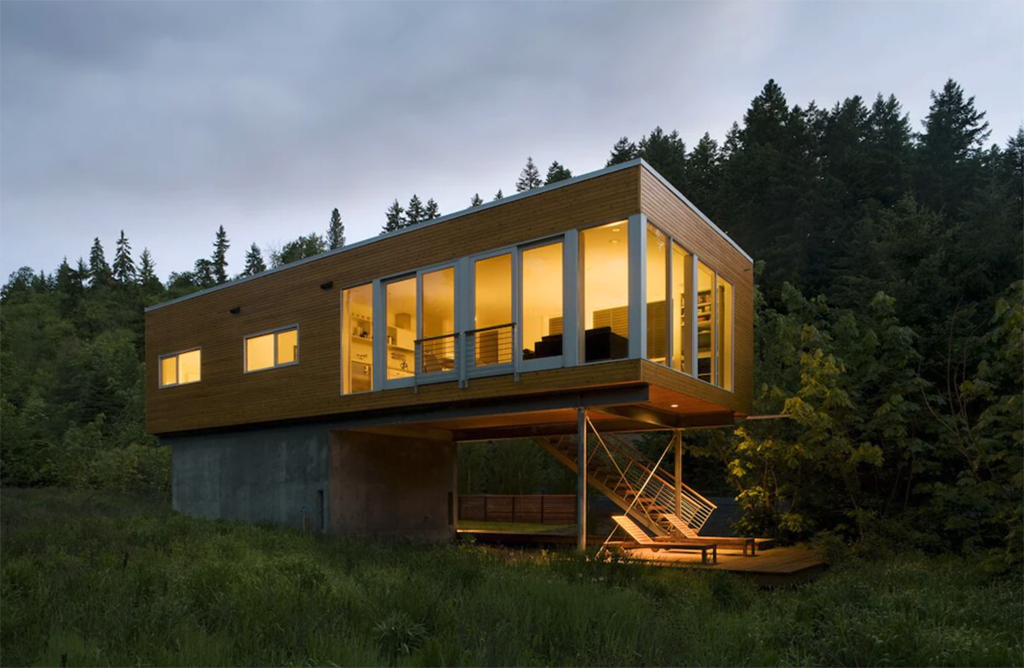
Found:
2,488 -> 1021,667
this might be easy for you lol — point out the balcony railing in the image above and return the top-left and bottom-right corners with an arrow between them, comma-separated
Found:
414,322 -> 517,390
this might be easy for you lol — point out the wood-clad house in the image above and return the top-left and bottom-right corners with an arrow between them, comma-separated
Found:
146,159 -> 753,544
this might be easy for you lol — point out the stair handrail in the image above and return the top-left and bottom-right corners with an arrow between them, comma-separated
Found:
603,432 -> 719,512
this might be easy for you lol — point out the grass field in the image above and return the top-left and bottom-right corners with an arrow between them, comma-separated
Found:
2,488 -> 1021,667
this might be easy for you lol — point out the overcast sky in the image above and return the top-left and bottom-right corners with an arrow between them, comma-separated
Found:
2,1 -> 1022,281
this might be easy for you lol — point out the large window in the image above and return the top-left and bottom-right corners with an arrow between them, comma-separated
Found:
697,261 -> 715,383
581,220 -> 629,362
473,254 -> 513,366
160,349 -> 201,387
671,242 -> 690,373
646,223 -> 667,364
342,284 -> 373,394
521,241 -> 563,363
717,276 -> 733,391
245,327 -> 298,372
421,267 -> 456,374
385,277 -> 417,380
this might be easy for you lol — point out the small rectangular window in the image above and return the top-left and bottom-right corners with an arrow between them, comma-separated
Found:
159,348 -> 201,387
245,326 -> 299,372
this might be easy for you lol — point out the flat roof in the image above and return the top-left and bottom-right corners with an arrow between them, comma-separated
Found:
146,159 -> 752,313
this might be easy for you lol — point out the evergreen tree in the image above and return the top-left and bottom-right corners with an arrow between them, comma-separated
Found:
424,198 -> 441,220
638,126 -> 688,190
916,79 -> 992,213
515,157 -> 542,192
607,137 -> 637,166
327,208 -> 345,250
863,94 -> 914,207
406,195 -> 426,226
382,200 -> 406,234
686,133 -> 722,216
112,230 -> 136,284
243,243 -> 267,276
193,258 -> 215,289
545,161 -> 573,185
88,238 -> 111,288
272,234 -> 327,267
470,193 -> 483,207
493,190 -> 504,201
138,249 -> 161,292
211,226 -> 230,284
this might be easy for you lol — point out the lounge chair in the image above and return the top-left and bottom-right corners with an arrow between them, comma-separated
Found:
611,515 -> 718,564
659,513 -> 757,557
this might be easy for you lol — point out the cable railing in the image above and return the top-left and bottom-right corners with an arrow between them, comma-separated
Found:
413,322 -> 518,390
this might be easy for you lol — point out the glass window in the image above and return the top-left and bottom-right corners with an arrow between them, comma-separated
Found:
245,327 -> 299,372
671,242 -> 689,373
521,242 -> 563,361
646,224 -> 667,364
159,349 -> 201,387
342,283 -> 374,394
421,267 -> 456,374
697,261 -> 715,383
385,277 -> 417,380
581,220 -> 629,362
717,276 -> 733,391
474,254 -> 513,366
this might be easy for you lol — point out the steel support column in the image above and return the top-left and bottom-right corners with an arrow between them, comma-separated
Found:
576,407 -> 587,551
673,430 -> 682,519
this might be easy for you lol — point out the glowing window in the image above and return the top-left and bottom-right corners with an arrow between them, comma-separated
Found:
342,284 -> 374,394
159,349 -> 201,387
646,223 -> 667,364
245,327 -> 299,372
717,276 -> 733,391
473,254 -> 513,366
581,220 -> 629,362
521,242 -> 563,361
697,261 -> 715,383
671,242 -> 690,373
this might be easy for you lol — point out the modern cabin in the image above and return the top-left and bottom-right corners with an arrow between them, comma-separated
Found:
145,159 -> 754,546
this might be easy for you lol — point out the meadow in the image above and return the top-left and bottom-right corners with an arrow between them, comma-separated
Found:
1,488 -> 1020,667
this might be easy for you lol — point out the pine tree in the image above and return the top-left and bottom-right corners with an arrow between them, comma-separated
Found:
424,198 -> 440,220
916,79 -> 992,213
193,258 -> 215,289
243,243 -> 267,276
686,133 -> 722,216
272,234 -> 327,267
382,200 -> 406,234
607,137 -> 637,166
211,225 -> 230,284
88,237 -> 111,288
638,127 -> 687,190
493,190 -> 504,201
545,161 -> 573,184
863,94 -> 914,207
471,193 -> 483,207
138,249 -> 161,292
327,208 -> 345,250
516,157 -> 542,192
406,195 -> 426,226
112,230 -> 136,284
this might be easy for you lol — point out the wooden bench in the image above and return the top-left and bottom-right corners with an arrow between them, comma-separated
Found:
658,513 -> 757,556
611,515 -> 718,564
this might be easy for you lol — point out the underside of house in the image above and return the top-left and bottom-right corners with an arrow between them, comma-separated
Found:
146,159 -> 754,548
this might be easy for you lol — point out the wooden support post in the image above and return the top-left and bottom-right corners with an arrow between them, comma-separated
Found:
577,407 -> 587,551
674,430 -> 682,519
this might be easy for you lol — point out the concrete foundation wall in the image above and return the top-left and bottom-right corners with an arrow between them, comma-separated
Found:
167,424 -> 330,532
330,430 -> 457,542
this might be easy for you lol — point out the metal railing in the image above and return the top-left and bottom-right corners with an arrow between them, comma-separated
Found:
414,322 -> 518,390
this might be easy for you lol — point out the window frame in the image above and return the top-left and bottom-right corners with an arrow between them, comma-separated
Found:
243,324 -> 300,374
577,217 -> 634,365
158,347 -> 202,388
518,237 -> 566,373
340,282 -> 375,396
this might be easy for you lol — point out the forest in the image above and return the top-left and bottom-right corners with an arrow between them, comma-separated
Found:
1,78 -> 1020,570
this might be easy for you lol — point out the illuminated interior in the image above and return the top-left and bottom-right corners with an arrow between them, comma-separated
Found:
160,348 -> 201,387
521,242 -> 563,361
474,254 -> 513,366
245,327 -> 298,372
385,277 -> 417,380
342,283 -> 373,393
671,242 -> 689,372
421,267 -> 455,373
581,220 -> 629,362
717,276 -> 733,391
646,223 -> 667,364
697,261 -> 715,383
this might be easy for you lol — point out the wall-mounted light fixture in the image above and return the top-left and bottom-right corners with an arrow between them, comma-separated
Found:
320,280 -> 334,291
229,306 -> 241,315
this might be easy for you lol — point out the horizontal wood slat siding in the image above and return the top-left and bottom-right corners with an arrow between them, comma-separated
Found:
146,167 -> 641,435
639,169 -> 755,415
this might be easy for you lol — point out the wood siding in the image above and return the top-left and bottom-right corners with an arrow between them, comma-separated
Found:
146,163 -> 755,435
639,170 -> 755,415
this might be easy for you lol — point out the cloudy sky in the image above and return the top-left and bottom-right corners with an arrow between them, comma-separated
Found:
2,1 -> 1021,281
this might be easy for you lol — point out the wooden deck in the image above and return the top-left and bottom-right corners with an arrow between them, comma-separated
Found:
459,529 -> 825,586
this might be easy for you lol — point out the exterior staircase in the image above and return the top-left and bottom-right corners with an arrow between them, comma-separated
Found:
533,427 -> 717,539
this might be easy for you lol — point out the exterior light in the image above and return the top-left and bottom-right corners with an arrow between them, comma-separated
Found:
229,306 -> 241,315
320,281 -> 334,291
670,403 -> 679,408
